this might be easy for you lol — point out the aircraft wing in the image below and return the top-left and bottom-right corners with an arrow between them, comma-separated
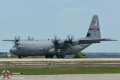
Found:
3,40 -> 15,42
79,38 -> 117,44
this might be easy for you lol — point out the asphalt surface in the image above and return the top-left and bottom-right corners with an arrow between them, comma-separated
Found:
0,58 -> 120,68
0,58 -> 120,61
1,74 -> 120,80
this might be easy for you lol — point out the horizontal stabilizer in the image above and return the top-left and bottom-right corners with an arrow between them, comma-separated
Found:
79,38 -> 117,44
99,38 -> 118,41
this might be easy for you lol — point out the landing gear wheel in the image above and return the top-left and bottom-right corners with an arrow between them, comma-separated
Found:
60,55 -> 65,58
45,55 -> 49,58
45,55 -> 54,58
56,54 -> 60,58
50,55 -> 54,58
18,55 -> 23,58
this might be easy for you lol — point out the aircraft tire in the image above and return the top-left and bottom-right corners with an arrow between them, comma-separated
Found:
50,55 -> 54,58
56,54 -> 60,58
18,55 -> 23,58
60,55 -> 65,58
45,55 -> 49,58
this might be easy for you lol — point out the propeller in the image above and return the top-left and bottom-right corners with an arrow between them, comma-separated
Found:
52,36 -> 60,47
14,36 -> 20,43
66,35 -> 74,45
14,36 -> 21,46
28,36 -> 34,41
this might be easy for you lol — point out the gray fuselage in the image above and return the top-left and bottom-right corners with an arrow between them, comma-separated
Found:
10,40 -> 90,57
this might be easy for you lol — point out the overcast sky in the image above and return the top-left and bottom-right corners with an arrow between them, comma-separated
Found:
0,0 -> 120,52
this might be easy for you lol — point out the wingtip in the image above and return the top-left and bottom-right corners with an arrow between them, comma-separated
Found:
113,39 -> 118,41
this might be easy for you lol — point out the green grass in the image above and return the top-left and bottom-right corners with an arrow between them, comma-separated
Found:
0,66 -> 120,75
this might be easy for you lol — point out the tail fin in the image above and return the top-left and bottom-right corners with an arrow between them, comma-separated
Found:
86,15 -> 101,38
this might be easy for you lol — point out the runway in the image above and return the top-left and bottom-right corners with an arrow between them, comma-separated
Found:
0,58 -> 120,68
0,58 -> 120,61
2,74 -> 120,80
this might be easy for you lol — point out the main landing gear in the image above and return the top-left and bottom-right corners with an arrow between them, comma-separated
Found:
18,55 -> 23,58
45,55 -> 54,58
56,54 -> 65,58
45,54 -> 65,58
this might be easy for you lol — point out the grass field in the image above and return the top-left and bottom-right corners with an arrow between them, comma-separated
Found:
0,66 -> 120,75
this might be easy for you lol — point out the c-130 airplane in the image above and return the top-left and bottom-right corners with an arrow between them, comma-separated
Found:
3,15 -> 117,58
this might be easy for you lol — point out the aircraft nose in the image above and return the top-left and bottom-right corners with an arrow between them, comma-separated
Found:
10,48 -> 17,53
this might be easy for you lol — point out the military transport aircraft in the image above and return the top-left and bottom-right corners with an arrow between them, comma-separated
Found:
3,15 -> 117,58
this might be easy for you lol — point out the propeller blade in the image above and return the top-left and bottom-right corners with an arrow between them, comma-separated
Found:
52,36 -> 61,47
28,36 -> 34,41
14,36 -> 20,42
66,35 -> 74,45
13,36 -> 21,47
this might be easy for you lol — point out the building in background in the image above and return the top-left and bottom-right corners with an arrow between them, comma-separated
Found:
0,52 -> 11,57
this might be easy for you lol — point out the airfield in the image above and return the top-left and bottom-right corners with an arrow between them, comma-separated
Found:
0,58 -> 120,68
1,58 -> 120,62
0,58 -> 120,80
1,74 -> 119,80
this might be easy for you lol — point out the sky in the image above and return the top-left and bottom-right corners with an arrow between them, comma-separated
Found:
0,0 -> 120,52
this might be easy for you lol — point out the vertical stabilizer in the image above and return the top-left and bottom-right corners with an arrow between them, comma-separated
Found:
86,15 -> 101,38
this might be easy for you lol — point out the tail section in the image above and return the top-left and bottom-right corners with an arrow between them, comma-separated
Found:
86,15 -> 101,39
79,15 -> 117,44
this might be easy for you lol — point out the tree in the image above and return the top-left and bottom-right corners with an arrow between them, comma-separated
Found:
73,52 -> 86,58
